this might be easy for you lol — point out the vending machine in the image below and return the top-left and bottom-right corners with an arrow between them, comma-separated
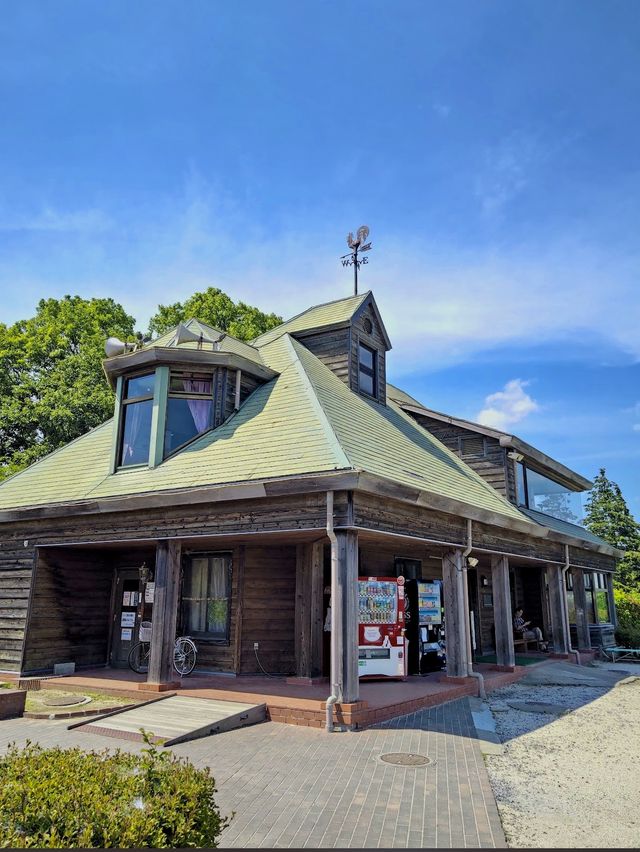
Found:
358,576 -> 406,679
418,580 -> 445,673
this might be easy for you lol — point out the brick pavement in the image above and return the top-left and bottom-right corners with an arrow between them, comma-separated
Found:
0,697 -> 506,848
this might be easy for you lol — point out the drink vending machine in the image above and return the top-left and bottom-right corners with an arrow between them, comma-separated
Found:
405,579 -> 445,674
358,576 -> 406,678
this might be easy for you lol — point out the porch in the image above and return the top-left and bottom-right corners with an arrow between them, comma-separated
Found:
35,663 -> 536,730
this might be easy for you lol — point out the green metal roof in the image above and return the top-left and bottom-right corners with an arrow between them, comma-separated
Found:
251,292 -> 370,347
0,332 -> 532,526
519,507 -> 613,549
146,319 -> 266,368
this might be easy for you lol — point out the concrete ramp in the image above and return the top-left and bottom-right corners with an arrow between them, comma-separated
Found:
71,694 -> 266,745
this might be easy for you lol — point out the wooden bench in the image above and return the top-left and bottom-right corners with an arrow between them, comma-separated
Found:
514,637 -> 541,653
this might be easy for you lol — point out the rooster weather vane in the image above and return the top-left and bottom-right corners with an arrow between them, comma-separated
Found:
340,225 -> 372,295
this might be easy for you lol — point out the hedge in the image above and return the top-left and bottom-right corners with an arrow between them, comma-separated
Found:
0,735 -> 230,848
614,587 -> 640,648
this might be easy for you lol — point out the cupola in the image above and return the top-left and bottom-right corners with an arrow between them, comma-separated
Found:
103,319 -> 277,472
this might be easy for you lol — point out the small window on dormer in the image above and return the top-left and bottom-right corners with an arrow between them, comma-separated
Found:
358,342 -> 377,398
164,371 -> 214,457
119,372 -> 155,467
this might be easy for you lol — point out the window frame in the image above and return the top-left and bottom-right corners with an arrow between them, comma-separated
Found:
514,461 -> 583,524
163,370 -> 216,459
180,551 -> 233,644
357,341 -> 377,399
117,370 -> 156,469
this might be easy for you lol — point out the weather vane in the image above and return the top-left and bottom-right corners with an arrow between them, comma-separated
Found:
340,225 -> 372,295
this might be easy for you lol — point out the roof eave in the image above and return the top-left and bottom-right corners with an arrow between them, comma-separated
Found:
102,347 -> 278,389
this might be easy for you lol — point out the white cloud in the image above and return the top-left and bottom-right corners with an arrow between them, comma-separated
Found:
476,379 -> 539,431
0,205 -> 112,233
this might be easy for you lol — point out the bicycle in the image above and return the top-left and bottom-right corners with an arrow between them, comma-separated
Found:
128,629 -> 198,676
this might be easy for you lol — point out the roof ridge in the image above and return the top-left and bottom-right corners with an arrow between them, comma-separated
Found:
251,291 -> 370,347
282,336 -> 353,471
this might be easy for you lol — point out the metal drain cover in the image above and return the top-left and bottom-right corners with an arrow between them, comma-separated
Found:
379,752 -> 431,766
42,694 -> 89,707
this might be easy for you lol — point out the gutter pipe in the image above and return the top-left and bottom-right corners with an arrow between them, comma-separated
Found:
562,544 -> 581,666
461,519 -> 486,699
325,491 -> 341,732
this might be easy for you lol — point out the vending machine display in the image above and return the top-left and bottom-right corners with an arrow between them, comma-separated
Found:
358,576 -> 405,678
405,579 -> 446,674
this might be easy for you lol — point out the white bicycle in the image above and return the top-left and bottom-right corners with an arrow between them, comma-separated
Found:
128,631 -> 198,676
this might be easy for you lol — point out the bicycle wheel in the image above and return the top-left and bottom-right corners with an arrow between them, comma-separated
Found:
173,637 -> 197,676
128,642 -> 151,674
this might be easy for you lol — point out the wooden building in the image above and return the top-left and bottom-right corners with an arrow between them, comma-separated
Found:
0,292 -> 620,711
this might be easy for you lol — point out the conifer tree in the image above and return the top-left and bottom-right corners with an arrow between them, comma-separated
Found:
584,468 -> 640,589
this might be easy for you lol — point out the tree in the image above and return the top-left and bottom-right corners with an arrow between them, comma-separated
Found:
148,287 -> 282,341
584,468 -> 640,590
0,296 -> 136,481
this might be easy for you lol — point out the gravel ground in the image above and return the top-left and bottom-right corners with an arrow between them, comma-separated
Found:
484,667 -> 640,848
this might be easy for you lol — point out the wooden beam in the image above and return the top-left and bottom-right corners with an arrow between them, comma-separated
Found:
546,563 -> 569,655
491,554 -> 515,668
233,545 -> 245,673
148,539 -> 182,686
294,544 -> 310,678
572,569 -> 591,651
335,530 -> 359,703
310,541 -> 324,678
442,550 -> 468,677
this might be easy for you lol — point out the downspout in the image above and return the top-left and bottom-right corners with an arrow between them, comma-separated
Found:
562,544 -> 581,666
325,491 -> 341,732
461,519 -> 486,699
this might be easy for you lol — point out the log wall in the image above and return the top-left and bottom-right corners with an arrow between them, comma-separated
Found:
405,414 -> 515,501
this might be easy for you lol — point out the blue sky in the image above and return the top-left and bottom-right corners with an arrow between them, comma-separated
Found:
1,1 -> 639,516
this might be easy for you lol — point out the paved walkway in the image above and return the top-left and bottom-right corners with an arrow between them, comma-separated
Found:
0,698 -> 505,848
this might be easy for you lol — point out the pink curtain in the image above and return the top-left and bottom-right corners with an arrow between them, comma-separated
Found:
183,379 -> 211,433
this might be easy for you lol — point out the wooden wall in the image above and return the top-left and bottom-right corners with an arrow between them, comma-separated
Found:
297,329 -> 350,386
406,414 -> 515,501
0,541 -> 34,672
239,544 -> 296,675
359,540 -> 443,580
22,548 -> 114,673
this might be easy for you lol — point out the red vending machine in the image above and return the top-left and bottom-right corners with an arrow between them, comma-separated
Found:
358,576 -> 406,679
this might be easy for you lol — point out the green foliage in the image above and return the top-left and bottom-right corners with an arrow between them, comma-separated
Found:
0,296 -> 135,482
614,587 -> 640,648
148,286 -> 282,341
0,735 -> 230,848
584,468 -> 640,590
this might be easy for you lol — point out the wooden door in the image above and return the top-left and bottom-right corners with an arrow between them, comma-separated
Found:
110,569 -> 142,668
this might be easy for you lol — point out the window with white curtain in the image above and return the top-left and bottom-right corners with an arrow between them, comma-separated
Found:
181,553 -> 232,641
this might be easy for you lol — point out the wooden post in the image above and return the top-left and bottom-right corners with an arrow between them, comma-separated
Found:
148,539 -> 182,687
572,569 -> 591,651
233,546 -> 246,673
295,545 -> 311,678
336,530 -> 359,703
442,550 -> 468,677
491,554 -> 515,669
310,541 -> 324,678
546,563 -> 569,655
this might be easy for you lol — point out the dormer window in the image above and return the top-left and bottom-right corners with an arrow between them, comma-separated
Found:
119,372 -> 155,467
164,371 -> 214,457
358,342 -> 377,398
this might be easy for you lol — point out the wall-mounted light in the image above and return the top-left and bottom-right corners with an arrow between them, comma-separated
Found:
467,556 -> 479,568
507,451 -> 524,462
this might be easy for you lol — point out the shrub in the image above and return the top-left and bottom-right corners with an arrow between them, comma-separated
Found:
0,734 -> 230,848
614,587 -> 640,648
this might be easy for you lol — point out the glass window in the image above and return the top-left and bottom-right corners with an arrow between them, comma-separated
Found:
119,372 -> 155,467
164,372 -> 214,456
516,462 -> 527,506
358,343 -> 376,398
523,467 -> 584,524
125,373 -> 156,399
595,573 -> 611,623
181,553 -> 232,641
